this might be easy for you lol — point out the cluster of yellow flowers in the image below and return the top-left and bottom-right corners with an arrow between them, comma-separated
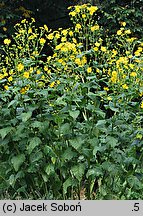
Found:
69,4 -> 98,17
1,4 -> 143,109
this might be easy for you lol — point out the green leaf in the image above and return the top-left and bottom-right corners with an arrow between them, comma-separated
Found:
21,111 -> 32,122
106,136 -> 118,147
30,151 -> 43,163
11,154 -> 25,172
45,164 -> 55,176
109,101 -> 119,112
96,120 -> 106,128
44,146 -> 56,157
63,177 -> 75,194
69,110 -> 80,119
62,147 -> 77,161
0,127 -> 13,140
86,166 -> 103,178
95,109 -> 105,118
31,121 -> 42,128
70,163 -> 85,181
27,137 -> 42,154
41,173 -> 48,182
60,123 -> 70,135
8,100 -> 18,108
8,175 -> 15,186
69,137 -> 84,150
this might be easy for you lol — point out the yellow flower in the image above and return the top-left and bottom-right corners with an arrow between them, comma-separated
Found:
82,14 -> 86,18
117,29 -> 122,35
20,87 -> 27,94
122,84 -> 128,89
23,72 -> 29,79
47,56 -> 52,62
107,96 -> 112,101
124,29 -> 131,34
57,80 -> 60,85
9,70 -> 14,75
72,38 -> 77,43
21,19 -> 26,24
3,27 -> 7,32
87,6 -> 98,15
44,66 -> 48,71
112,49 -> 117,56
112,71 -> 117,76
134,50 -> 141,56
81,56 -> 87,65
4,85 -> 9,90
32,51 -> 38,56
36,70 -> 41,74
101,46 -> 107,52
93,47 -> 98,51
120,21 -> 126,27
8,76 -> 13,82
75,58 -> 81,65
40,38 -> 46,44
28,28 -> 32,34
91,25 -> 99,32
69,11 -> 76,17
17,63 -> 24,72
96,68 -> 100,73
69,31 -> 73,37
75,6 -> 80,13
103,87 -> 109,91
94,42 -> 100,47
49,81 -> 55,88
55,33 -> 60,39
46,33 -> 54,40
4,38 -> 11,45
62,29 -> 68,36
61,46 -> 68,52
140,101 -> 143,109
61,37 -> 67,42
44,24 -> 48,31
130,72 -> 137,77
75,23 -> 82,30
87,67 -> 92,73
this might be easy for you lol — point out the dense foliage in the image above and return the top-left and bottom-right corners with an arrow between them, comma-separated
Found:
0,3 -> 143,199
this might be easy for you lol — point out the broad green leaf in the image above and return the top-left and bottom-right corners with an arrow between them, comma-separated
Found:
45,164 -> 55,176
106,136 -> 118,147
56,97 -> 67,106
70,163 -> 85,181
69,137 -> 84,150
95,109 -> 105,118
27,137 -> 41,154
0,127 -> 13,140
21,111 -> 32,122
41,173 -> 48,182
44,145 -> 56,157
11,154 -> 25,172
8,175 -> 15,186
63,177 -> 75,194
30,151 -> 43,163
62,147 -> 77,161
96,120 -> 106,127
8,100 -> 17,108
109,101 -> 119,112
60,123 -> 70,135
69,110 -> 80,119
31,121 -> 42,128
86,166 -> 103,178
